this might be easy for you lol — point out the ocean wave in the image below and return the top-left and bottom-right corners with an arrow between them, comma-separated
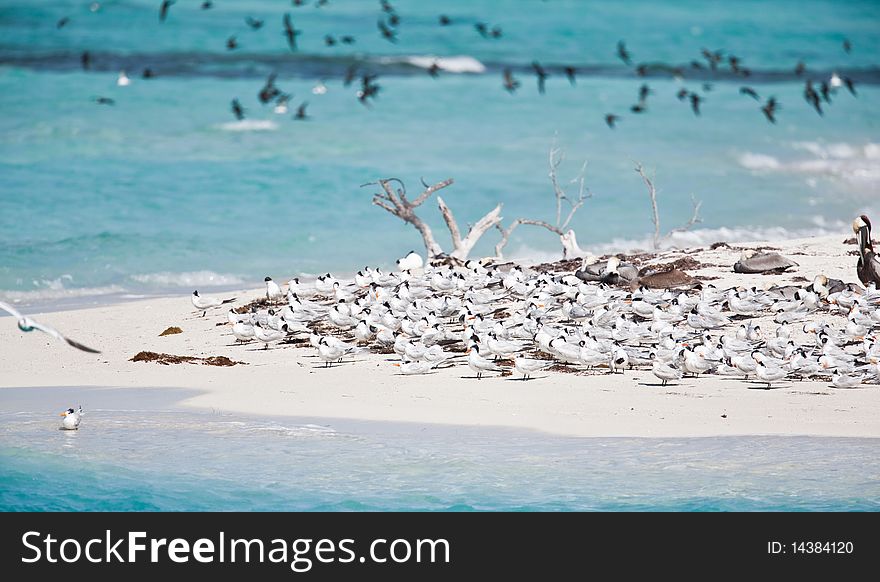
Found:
0,282 -> 125,304
738,142 -> 880,184
216,120 -> 278,132
130,271 -> 245,287
3,49 -> 878,84
380,55 -> 487,74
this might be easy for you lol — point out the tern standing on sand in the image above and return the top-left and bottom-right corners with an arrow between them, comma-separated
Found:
191,290 -> 236,316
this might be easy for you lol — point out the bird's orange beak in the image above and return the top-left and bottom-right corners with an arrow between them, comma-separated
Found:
60,412 -> 67,417
392,363 -> 400,367
466,348 -> 472,354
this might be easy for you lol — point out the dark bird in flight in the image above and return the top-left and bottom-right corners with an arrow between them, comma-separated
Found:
794,61 -> 806,76
201,1 -> 212,9
283,14 -> 301,50
81,51 -> 91,70
702,82 -> 713,92
690,60 -> 705,70
740,86 -> 760,100
843,38 -> 852,54
427,62 -> 440,78
325,35 -> 337,46
293,0 -> 306,5
258,73 -> 281,104
245,17 -> 264,30
701,48 -> 722,70
564,66 -> 576,86
378,19 -> 397,42
676,88 -> 689,101
142,68 -> 156,79
357,75 -> 381,106
638,83 -> 652,103
159,0 -> 175,22
343,65 -> 358,87
439,15 -> 451,26
630,103 -> 646,113
819,81 -> 831,103
316,0 -> 329,6
381,1 -> 394,13
340,35 -> 355,44
56,17 -> 70,29
475,22 -> 488,38
502,68 -> 520,94
489,26 -> 502,38
804,80 -> 822,115
226,36 -> 238,50
617,40 -> 631,65
605,114 -> 620,129
761,97 -> 778,123
728,55 -> 741,74
294,101 -> 309,120
843,76 -> 857,96
388,13 -> 400,27
231,98 -> 245,120
93,96 -> 115,106
635,64 -> 648,77
532,62 -> 548,94
689,92 -> 702,116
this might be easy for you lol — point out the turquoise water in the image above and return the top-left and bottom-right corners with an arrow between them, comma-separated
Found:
1,0 -> 879,305
1,387 -> 878,511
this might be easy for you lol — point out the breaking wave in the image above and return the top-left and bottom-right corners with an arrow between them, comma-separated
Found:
130,271 -> 245,288
738,142 -> 880,184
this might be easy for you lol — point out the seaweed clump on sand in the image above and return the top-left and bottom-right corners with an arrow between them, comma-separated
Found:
130,351 -> 244,367
159,326 -> 183,336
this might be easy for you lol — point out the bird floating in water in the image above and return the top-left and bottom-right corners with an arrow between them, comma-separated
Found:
60,406 -> 83,430
0,302 -> 100,353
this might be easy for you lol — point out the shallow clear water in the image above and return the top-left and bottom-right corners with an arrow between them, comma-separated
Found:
1,0 -> 878,305
1,387 -> 877,511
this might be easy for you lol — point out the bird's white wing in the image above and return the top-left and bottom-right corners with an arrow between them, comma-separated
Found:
0,300 -> 24,320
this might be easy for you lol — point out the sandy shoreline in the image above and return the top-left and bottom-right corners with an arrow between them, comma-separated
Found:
1,235 -> 879,439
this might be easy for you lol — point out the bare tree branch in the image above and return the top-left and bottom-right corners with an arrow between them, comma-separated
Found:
635,164 -> 702,249
496,143 -> 591,259
366,177 -> 500,262
412,177 -> 454,207
437,196 -> 463,248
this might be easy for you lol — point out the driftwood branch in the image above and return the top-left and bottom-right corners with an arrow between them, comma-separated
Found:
496,144 -> 591,260
365,178 -> 455,258
365,177 -> 501,261
635,164 -> 702,249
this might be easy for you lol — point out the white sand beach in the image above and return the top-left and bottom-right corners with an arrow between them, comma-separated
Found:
1,235 -> 878,439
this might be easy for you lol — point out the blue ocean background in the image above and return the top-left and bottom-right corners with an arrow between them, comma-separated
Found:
2,388 -> 878,511
1,0 -> 878,306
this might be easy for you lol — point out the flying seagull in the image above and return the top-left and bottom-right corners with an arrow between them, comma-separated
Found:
0,301 -> 101,353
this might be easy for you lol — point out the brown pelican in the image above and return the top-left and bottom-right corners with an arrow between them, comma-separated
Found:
853,215 -> 880,287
